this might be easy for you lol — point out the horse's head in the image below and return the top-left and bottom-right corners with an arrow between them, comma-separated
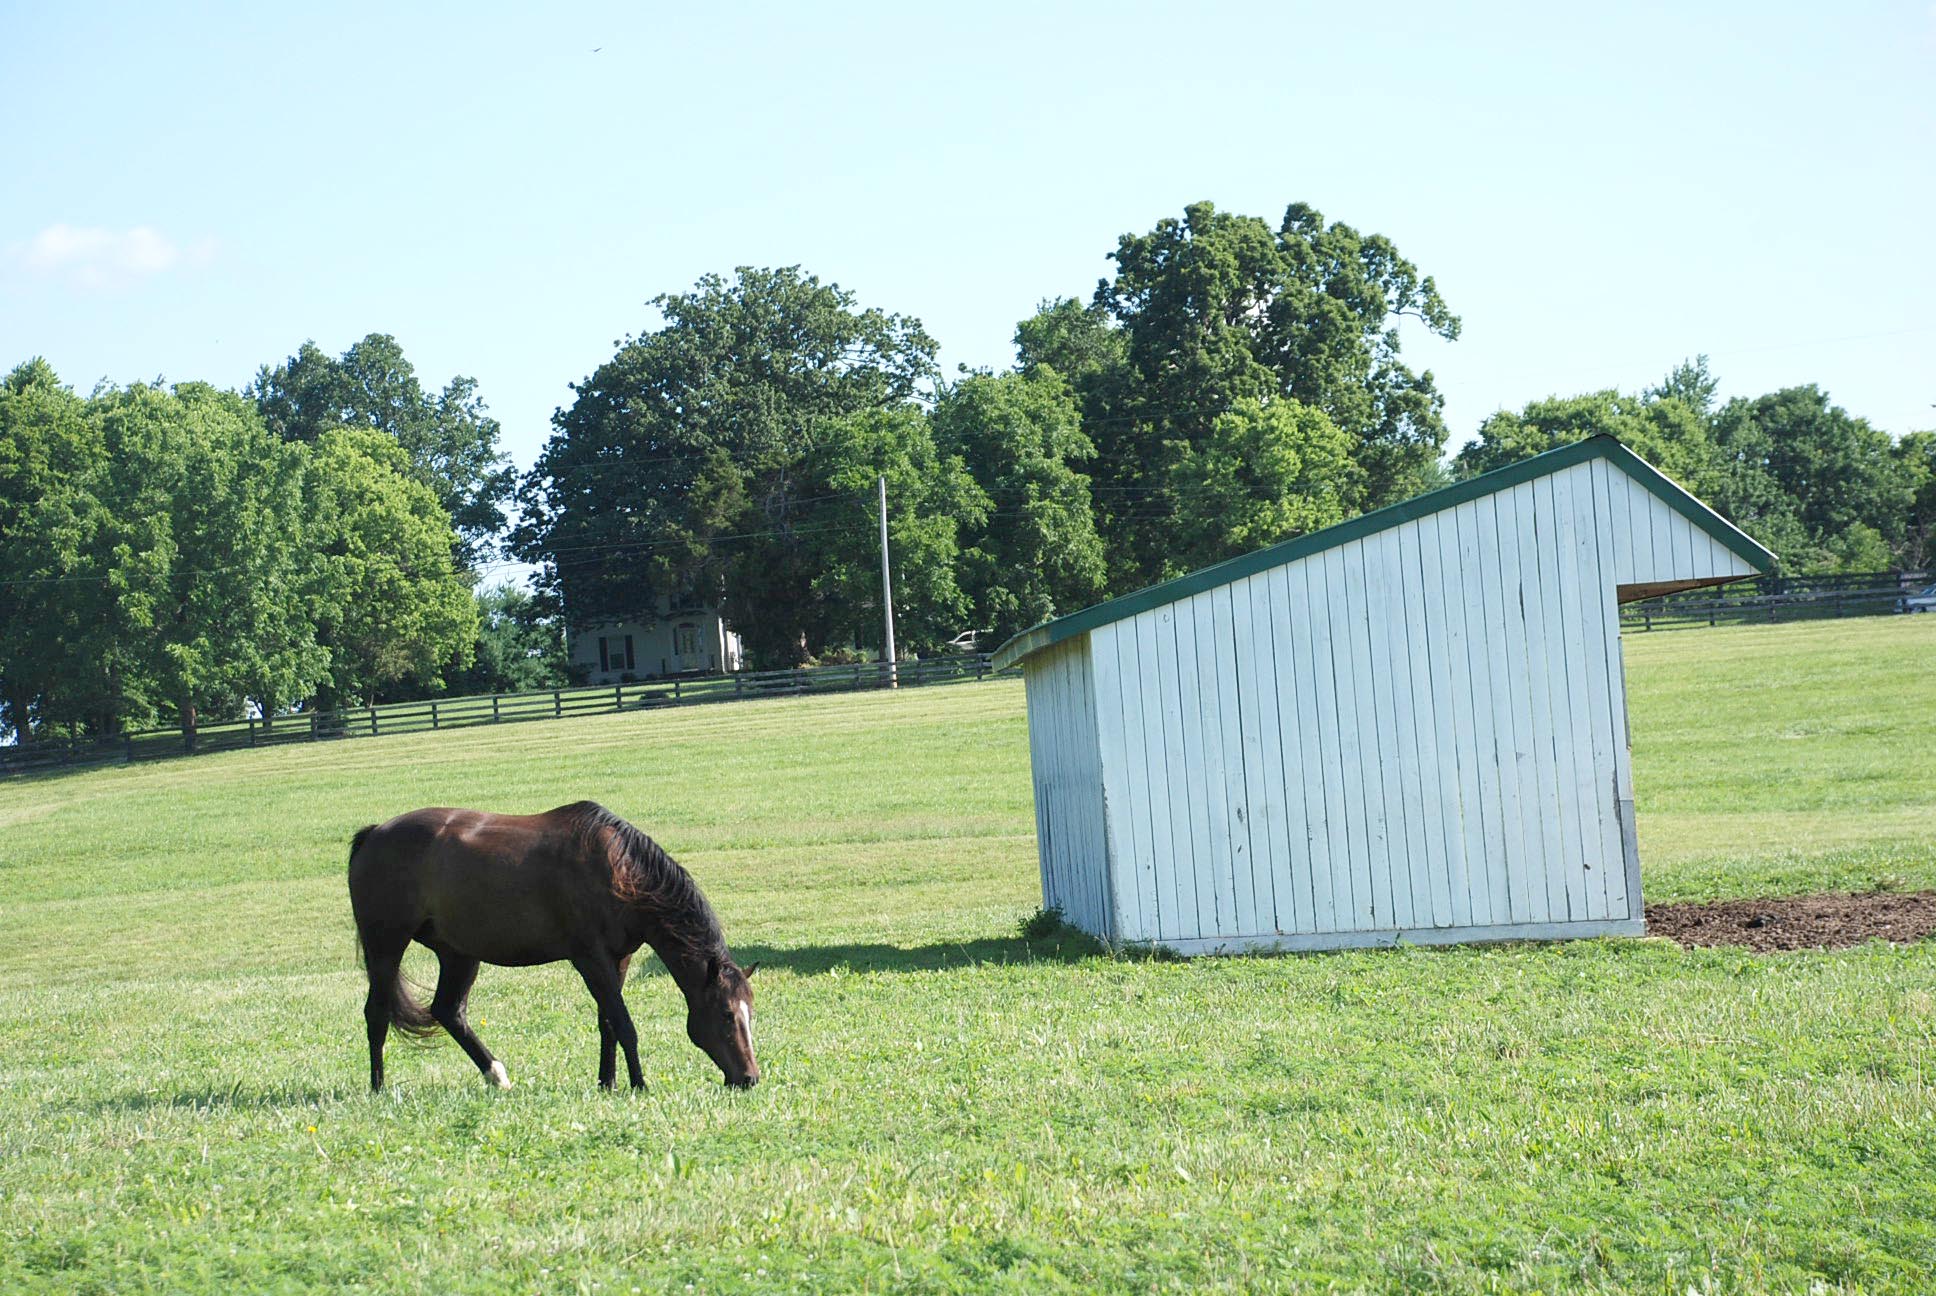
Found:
686,956 -> 760,1088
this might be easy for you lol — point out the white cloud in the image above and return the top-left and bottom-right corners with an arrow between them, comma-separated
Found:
12,224 -> 215,287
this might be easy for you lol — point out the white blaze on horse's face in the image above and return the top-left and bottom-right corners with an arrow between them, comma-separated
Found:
736,998 -> 753,1047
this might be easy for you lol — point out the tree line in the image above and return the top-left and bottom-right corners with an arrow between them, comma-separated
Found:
0,341 -> 564,745
516,200 -> 1933,667
6,199 -> 1931,742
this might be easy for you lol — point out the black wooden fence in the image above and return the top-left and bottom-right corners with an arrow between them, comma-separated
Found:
1620,570 -> 1928,632
1,654 -> 1007,776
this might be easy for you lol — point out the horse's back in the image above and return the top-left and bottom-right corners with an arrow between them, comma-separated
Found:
347,805 -> 621,963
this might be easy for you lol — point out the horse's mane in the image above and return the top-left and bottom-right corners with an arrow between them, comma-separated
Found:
564,801 -> 727,969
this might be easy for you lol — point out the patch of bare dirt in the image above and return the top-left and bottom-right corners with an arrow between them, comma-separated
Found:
1646,891 -> 1936,952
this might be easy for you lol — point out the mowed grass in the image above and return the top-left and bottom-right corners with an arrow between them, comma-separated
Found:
0,617 -> 1931,1294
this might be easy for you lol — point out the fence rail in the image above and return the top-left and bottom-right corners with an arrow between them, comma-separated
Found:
1620,570 -> 1926,632
1,654 -> 1007,776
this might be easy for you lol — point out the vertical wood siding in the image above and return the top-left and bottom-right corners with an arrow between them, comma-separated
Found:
1021,638 -> 1113,940
1050,458 -> 1745,951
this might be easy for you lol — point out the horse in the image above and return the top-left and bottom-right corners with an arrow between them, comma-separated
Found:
347,800 -> 759,1092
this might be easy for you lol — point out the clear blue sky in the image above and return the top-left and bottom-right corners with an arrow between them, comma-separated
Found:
5,0 -> 1932,479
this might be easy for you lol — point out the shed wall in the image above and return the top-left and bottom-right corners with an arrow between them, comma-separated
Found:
1021,638 -> 1115,940
1083,458 -> 1654,951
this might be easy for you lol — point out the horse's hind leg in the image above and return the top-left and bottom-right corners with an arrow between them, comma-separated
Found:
429,951 -> 509,1089
359,932 -> 409,1093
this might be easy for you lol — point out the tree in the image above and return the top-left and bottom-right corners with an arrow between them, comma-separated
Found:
931,370 -> 1106,644
1710,386 -> 1911,573
720,406 -> 984,664
89,383 -> 324,745
303,428 -> 478,707
1647,354 -> 1719,417
1455,389 -> 1725,501
516,267 -> 948,665
1026,201 -> 1458,589
1894,430 -> 1936,571
250,334 -> 513,563
1013,297 -> 1126,391
0,361 -> 110,740
1160,399 -> 1353,577
439,583 -> 574,696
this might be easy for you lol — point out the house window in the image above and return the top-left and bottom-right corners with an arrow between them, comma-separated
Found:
675,623 -> 698,657
599,635 -> 636,673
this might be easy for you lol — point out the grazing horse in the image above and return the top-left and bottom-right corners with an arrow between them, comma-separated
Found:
348,800 -> 759,1092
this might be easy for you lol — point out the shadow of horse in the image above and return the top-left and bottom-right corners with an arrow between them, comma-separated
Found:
632,929 -> 1111,978
84,1083 -> 355,1115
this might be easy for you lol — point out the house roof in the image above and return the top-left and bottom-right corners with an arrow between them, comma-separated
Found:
991,435 -> 1777,672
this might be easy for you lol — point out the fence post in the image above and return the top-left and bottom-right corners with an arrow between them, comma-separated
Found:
309,712 -> 318,742
431,701 -> 439,730
124,733 -> 135,764
492,694 -> 500,723
735,675 -> 743,699
371,707 -> 379,737
673,678 -> 682,702
247,719 -> 256,747
553,690 -> 562,718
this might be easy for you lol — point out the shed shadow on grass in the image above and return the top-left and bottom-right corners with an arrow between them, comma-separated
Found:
635,928 -> 1111,978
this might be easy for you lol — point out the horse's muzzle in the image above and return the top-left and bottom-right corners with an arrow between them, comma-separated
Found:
726,1073 -> 759,1090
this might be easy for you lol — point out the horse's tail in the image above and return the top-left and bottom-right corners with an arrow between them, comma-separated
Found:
349,823 -> 439,1039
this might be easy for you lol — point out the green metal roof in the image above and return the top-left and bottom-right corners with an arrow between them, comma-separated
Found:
991,435 -> 1777,672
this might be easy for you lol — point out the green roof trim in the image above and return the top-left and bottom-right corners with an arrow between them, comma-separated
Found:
991,436 -> 1777,671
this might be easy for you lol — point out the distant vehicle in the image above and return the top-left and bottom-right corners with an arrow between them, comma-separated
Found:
1900,582 -> 1936,613
944,629 -> 989,653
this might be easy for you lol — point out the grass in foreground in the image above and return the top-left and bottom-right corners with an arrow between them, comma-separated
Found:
0,616 -> 1931,1293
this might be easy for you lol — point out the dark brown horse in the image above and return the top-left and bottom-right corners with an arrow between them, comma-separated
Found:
348,800 -> 759,1092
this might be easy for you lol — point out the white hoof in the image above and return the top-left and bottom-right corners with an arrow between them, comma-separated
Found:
488,1060 -> 513,1089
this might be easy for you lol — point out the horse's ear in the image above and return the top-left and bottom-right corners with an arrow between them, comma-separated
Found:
743,962 -> 760,979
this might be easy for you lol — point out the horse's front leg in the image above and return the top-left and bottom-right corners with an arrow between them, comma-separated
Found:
573,953 -> 643,1089
595,954 -> 632,1089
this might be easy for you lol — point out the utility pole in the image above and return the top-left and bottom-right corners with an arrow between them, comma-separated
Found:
878,474 -> 898,687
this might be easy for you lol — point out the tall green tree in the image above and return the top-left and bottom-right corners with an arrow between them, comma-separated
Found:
1894,429 -> 1936,571
1013,297 -> 1126,392
0,361 -> 111,740
516,267 -> 953,665
1710,386 -> 1911,573
720,406 -> 984,664
1454,388 -> 1725,501
1160,398 -> 1353,576
89,383 -> 324,745
1024,200 -> 1458,589
249,334 -> 513,563
438,582 -> 574,696
303,428 -> 478,707
931,370 -> 1106,644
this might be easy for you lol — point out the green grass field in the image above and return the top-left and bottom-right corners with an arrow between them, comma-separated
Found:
1,617 -> 1932,1294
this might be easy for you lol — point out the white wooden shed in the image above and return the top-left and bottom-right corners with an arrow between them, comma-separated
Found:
992,436 -> 1776,955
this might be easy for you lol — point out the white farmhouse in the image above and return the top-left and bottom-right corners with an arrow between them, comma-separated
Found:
992,436 -> 1776,955
569,595 -> 744,684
